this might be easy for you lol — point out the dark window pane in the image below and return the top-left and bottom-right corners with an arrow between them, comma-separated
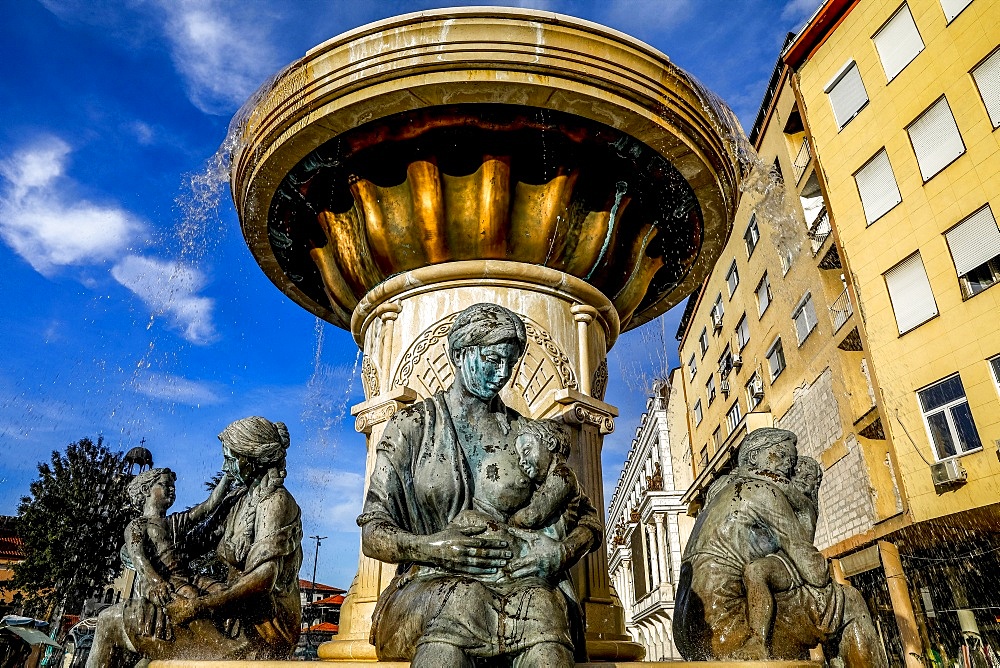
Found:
919,376 -> 965,412
926,412 -> 956,458
951,402 -> 983,453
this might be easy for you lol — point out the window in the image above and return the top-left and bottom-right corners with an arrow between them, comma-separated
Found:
706,375 -> 717,405
712,426 -> 722,450
972,47 -> 1000,129
699,327 -> 710,357
918,374 -> 983,459
780,247 -> 795,275
756,273 -> 772,317
946,205 -> 1000,298
726,400 -> 743,435
885,252 -> 938,334
940,0 -> 973,23
855,149 -> 902,224
767,338 -> 786,380
746,372 -> 764,410
990,355 -> 1000,392
736,314 -> 750,350
688,353 -> 698,381
873,4 -> 924,82
792,293 -> 819,345
825,61 -> 868,129
719,345 -> 734,378
714,294 -> 725,320
907,97 -> 965,181
726,260 -> 740,297
699,445 -> 709,470
745,215 -> 760,257
693,399 -> 703,426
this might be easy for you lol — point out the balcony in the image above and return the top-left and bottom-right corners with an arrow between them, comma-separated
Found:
792,137 -> 811,183
829,288 -> 853,333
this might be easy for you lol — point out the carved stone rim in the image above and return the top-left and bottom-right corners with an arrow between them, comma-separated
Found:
351,260 -> 621,348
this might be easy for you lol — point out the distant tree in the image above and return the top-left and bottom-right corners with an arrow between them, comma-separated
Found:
9,436 -> 134,615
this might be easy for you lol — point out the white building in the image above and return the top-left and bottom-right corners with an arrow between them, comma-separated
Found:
606,370 -> 694,661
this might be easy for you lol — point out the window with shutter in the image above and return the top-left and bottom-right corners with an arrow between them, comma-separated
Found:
792,293 -> 819,345
699,327 -> 709,357
945,205 -> 1000,298
825,61 -> 868,129
756,273 -> 772,317
766,339 -> 786,380
884,252 -> 938,334
736,314 -> 750,350
745,216 -> 760,257
873,4 -> 924,82
688,353 -> 698,381
694,399 -> 703,426
972,47 -> 1000,129
726,401 -> 743,435
940,0 -> 973,23
907,97 -> 965,181
855,149 -> 902,224
726,261 -> 739,297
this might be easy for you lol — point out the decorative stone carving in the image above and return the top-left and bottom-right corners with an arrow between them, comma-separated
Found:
674,427 -> 885,667
562,402 -> 615,435
591,358 -> 609,401
88,417 -> 302,665
646,462 -> 663,492
360,355 -> 380,398
392,312 -> 578,417
354,399 -> 405,435
359,304 -> 602,667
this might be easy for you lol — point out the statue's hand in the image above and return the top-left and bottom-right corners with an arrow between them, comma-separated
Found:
506,528 -> 566,579
166,596 -> 205,626
422,525 -> 512,575
147,580 -> 174,607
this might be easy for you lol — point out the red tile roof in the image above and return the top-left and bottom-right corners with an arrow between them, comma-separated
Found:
308,622 -> 339,633
0,517 -> 23,561
298,579 -> 345,594
309,594 -> 345,606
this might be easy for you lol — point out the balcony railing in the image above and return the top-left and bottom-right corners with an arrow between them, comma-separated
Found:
792,137 -> 811,183
830,288 -> 853,332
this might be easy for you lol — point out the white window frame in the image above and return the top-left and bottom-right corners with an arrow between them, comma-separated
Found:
944,204 -> 1000,299
693,399 -> 703,427
990,354 -> 1000,397
855,149 -> 902,225
706,374 -> 717,406
884,252 -> 939,334
972,46 -> 1000,130
766,338 -> 786,381
736,314 -> 750,350
872,4 -> 924,83
940,0 -> 973,23
792,293 -> 819,345
726,260 -> 739,297
699,327 -> 710,357
917,373 -> 983,460
906,96 -> 966,182
714,294 -> 725,320
824,60 -> 869,130
745,215 -> 760,257
726,400 -> 743,435
746,372 -> 764,410
756,273 -> 772,317
688,353 -> 698,381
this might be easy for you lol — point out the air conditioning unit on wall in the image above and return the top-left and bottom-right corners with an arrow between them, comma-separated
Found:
930,458 -> 967,490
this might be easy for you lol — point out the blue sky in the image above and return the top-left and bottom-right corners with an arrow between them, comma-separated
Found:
0,0 -> 818,589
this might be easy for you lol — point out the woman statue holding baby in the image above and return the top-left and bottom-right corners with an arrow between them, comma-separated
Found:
359,303 -> 603,667
88,416 -> 302,665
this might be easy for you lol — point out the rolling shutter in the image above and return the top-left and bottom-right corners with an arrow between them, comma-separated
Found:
825,62 -> 868,129
940,0 -> 973,22
945,206 -> 1000,277
972,48 -> 1000,129
907,97 -> 964,181
855,150 -> 902,224
874,5 -> 924,82
884,253 -> 938,334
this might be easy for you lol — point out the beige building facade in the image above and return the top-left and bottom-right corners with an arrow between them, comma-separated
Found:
782,0 -> 1000,664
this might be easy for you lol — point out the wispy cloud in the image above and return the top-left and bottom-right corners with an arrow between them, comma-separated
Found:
0,137 -> 144,275
781,0 -> 823,25
297,468 -> 365,533
155,0 -> 280,114
132,372 -> 222,406
111,255 -> 217,345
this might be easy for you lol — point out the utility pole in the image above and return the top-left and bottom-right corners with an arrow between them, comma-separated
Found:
308,534 -> 327,642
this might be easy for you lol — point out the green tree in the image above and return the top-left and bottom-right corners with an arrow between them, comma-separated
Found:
10,436 -> 135,615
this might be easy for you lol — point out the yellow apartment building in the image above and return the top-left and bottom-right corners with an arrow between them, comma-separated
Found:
785,0 -> 1000,663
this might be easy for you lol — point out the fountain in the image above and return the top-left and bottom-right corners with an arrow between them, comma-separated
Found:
207,7 -> 817,667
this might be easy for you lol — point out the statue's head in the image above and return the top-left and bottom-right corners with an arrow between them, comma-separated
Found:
127,467 -> 175,511
792,455 -> 823,502
219,416 -> 290,485
447,304 -> 527,401
738,427 -> 797,479
515,419 -> 571,481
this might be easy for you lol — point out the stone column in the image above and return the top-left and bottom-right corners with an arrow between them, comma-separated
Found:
878,541 -> 923,668
654,514 -> 670,585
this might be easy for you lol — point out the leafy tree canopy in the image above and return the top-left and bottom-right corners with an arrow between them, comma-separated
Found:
9,436 -> 135,614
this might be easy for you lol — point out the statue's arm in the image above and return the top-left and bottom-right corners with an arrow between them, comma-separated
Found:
183,471 -> 232,524
752,485 -> 829,588
509,464 -> 576,529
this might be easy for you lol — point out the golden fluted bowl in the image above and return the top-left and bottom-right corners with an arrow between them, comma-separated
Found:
231,7 -> 740,331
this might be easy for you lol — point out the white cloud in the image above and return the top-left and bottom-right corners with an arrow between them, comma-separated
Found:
782,0 -> 823,24
111,255 -> 217,345
155,0 -> 279,114
132,372 -> 222,405
0,137 -> 144,274
296,468 -> 365,534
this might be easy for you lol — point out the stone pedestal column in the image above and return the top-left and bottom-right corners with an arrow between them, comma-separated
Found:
878,541 -> 923,668
320,261 -> 642,662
